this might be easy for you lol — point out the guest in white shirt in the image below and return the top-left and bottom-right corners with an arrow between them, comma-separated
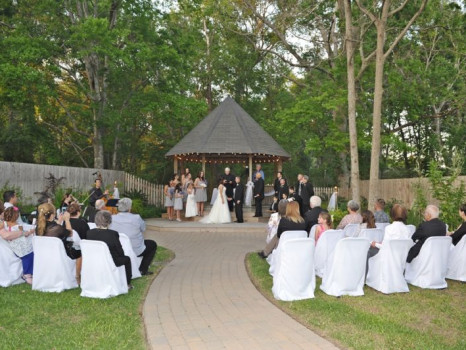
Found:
3,190 -> 24,224
368,204 -> 411,257
110,198 -> 157,275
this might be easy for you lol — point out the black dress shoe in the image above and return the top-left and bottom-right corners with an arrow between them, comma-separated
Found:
257,251 -> 267,259
141,271 -> 154,276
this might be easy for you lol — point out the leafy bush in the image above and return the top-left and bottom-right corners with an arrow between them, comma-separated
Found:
329,209 -> 346,228
122,189 -> 148,205
427,160 -> 465,228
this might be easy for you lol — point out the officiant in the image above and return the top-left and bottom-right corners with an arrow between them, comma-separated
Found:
221,167 -> 236,212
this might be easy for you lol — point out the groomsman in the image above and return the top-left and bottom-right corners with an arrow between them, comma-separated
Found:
234,176 -> 244,223
253,172 -> 264,217
301,175 -> 314,215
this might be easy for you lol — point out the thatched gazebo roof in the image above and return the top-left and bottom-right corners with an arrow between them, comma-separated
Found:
166,97 -> 290,170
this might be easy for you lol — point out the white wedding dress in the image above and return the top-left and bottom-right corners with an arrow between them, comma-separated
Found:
200,186 -> 231,224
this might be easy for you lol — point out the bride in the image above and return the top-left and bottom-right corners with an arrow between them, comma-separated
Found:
200,179 -> 231,224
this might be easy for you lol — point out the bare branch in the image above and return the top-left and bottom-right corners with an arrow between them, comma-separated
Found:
388,0 -> 410,17
384,0 -> 428,59
355,0 -> 378,22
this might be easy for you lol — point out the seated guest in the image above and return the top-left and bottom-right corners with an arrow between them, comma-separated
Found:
336,200 -> 363,229
110,198 -> 157,275
266,199 -> 288,244
36,203 -> 82,283
258,201 -> 305,258
448,203 -> 466,245
314,211 -> 332,244
67,203 -> 90,239
1,206 -> 35,284
304,196 -> 323,233
374,198 -> 390,223
87,211 -> 133,289
85,199 -> 105,223
3,190 -> 24,224
368,204 -> 411,262
407,205 -> 446,263
355,210 -> 376,236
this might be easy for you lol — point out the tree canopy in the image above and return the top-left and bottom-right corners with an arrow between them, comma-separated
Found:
1,0 -> 464,187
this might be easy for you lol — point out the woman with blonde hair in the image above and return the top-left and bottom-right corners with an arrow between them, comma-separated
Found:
258,201 -> 306,258
36,202 -> 82,284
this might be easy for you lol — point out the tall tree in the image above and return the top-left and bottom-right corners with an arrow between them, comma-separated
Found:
355,0 -> 428,206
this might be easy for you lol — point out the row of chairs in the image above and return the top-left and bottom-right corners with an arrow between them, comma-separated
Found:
268,230 -> 465,301
0,232 -> 142,299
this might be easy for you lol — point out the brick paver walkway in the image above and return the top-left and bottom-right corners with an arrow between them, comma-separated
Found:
143,228 -> 339,350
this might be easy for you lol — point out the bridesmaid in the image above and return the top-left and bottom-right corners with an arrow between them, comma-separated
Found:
194,171 -> 208,216
164,180 -> 174,221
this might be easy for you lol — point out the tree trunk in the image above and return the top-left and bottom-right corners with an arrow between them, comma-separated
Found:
203,19 -> 213,111
342,0 -> 361,203
368,23 -> 386,208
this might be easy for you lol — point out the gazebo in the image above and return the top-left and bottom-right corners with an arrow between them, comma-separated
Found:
165,97 -> 290,181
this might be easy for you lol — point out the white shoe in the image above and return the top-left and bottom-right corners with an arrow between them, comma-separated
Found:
176,219 -> 182,222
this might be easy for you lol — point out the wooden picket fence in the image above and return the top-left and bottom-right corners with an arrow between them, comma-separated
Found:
124,173 -> 164,207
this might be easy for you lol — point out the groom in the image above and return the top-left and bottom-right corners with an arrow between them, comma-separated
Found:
253,172 -> 264,217
221,167 -> 236,212
234,176 -> 244,223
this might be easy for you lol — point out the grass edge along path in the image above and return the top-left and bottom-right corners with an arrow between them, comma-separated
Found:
245,252 -> 466,350
0,246 -> 175,350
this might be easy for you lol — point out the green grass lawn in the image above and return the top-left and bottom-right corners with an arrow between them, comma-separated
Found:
246,253 -> 466,350
0,247 -> 174,350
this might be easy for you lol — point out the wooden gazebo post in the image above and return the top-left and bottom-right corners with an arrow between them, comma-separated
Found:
202,154 -> 206,173
173,157 -> 178,175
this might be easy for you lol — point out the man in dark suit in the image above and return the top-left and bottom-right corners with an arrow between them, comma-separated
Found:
234,176 -> 244,223
300,175 -> 314,215
253,172 -> 264,217
288,186 -> 303,209
304,196 -> 323,233
86,211 -> 133,288
274,171 -> 285,196
407,205 -> 447,263
221,167 -> 236,212
89,178 -> 109,207
277,178 -> 289,200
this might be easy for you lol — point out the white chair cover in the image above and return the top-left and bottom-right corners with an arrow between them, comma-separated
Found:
446,235 -> 466,282
314,229 -> 345,278
405,236 -> 452,289
309,224 -> 318,239
0,237 -> 24,287
32,236 -> 78,292
359,228 -> 384,242
406,225 -> 416,236
343,224 -> 359,237
272,238 -> 315,301
267,230 -> 308,276
88,223 -> 97,230
366,239 -> 413,294
375,222 -> 389,231
80,240 -> 128,298
320,237 -> 370,297
119,233 -> 142,279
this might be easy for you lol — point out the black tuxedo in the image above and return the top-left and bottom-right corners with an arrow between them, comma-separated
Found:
234,182 -> 244,223
221,173 -> 236,211
278,184 -> 289,200
253,178 -> 264,217
300,182 -> 314,214
274,177 -> 286,195
304,206 -> 323,235
87,228 -> 132,284
407,218 -> 446,263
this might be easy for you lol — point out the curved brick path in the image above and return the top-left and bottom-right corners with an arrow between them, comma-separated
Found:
143,226 -> 339,350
